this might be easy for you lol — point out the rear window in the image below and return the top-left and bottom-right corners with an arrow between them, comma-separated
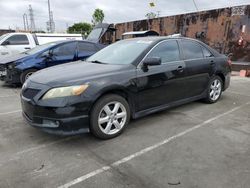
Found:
201,46 -> 213,58
182,40 -> 203,60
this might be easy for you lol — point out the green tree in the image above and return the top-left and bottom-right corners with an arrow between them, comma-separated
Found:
92,8 -> 105,25
67,22 -> 92,35
145,12 -> 157,19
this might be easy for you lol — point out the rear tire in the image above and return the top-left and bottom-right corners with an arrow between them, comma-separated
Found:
20,69 -> 37,84
204,76 -> 223,104
90,94 -> 130,139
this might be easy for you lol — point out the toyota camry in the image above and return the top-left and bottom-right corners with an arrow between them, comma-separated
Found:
21,36 -> 231,139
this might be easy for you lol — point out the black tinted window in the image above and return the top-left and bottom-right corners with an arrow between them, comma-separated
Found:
201,46 -> 213,58
78,42 -> 97,52
53,42 -> 76,56
147,40 -> 180,63
182,40 -> 203,59
5,35 -> 29,45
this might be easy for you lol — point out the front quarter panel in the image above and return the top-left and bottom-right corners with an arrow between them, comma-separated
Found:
85,67 -> 137,102
15,56 -> 45,71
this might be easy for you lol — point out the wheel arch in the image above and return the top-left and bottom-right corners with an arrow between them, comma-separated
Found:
215,72 -> 225,89
90,86 -> 135,118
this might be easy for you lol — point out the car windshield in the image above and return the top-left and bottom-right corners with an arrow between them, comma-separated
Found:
0,33 -> 9,41
87,39 -> 153,65
24,42 -> 57,55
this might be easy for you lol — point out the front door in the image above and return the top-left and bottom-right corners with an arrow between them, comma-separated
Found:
135,40 -> 187,112
1,34 -> 31,56
47,42 -> 77,67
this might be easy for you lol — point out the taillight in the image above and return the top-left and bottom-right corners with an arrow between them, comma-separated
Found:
227,59 -> 232,66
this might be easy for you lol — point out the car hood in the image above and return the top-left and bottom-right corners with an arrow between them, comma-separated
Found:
29,61 -> 131,87
0,53 -> 28,65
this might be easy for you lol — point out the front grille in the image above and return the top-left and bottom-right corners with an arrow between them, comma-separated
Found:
22,88 -> 41,99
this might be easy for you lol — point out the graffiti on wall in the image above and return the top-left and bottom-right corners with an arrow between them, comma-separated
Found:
115,5 -> 250,62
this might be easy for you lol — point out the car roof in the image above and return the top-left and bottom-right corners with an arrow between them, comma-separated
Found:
51,40 -> 97,44
123,36 -> 201,43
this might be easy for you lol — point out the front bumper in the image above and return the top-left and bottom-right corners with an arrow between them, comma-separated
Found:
21,81 -> 92,136
0,66 -> 21,84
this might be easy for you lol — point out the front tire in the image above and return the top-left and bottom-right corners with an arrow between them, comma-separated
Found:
90,94 -> 130,139
204,76 -> 223,104
20,69 -> 37,84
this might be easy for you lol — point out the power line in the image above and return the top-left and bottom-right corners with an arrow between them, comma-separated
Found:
192,0 -> 199,12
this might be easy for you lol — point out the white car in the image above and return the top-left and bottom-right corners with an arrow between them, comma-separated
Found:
0,32 -> 83,58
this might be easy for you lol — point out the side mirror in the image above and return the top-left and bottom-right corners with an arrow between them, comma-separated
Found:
41,51 -> 53,59
142,57 -> 161,72
2,41 -> 10,45
143,57 -> 161,66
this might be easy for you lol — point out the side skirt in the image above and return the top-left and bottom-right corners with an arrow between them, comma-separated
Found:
133,93 -> 207,119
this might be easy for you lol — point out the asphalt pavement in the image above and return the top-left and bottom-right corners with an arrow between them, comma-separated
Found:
0,76 -> 249,188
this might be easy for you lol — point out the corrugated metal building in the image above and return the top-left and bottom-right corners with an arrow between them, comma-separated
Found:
115,5 -> 250,62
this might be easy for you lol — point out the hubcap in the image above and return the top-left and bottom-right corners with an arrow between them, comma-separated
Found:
209,79 -> 222,101
25,72 -> 34,81
98,101 -> 127,135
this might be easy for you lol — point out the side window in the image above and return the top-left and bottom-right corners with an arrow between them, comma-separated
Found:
4,35 -> 29,45
182,40 -> 203,60
147,40 -> 180,63
52,42 -> 76,56
78,42 -> 97,52
201,46 -> 213,58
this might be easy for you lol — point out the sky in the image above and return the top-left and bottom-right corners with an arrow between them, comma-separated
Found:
0,0 -> 250,32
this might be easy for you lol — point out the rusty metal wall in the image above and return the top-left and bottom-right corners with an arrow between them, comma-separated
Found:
115,5 -> 250,62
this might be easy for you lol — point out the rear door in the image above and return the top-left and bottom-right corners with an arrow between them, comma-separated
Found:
47,42 -> 77,67
180,39 -> 214,98
77,42 -> 98,60
135,40 -> 187,112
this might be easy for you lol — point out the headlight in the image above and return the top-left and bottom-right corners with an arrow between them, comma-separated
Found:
8,63 -> 15,69
42,85 -> 89,100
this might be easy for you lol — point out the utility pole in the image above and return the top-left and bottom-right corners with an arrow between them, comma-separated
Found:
47,0 -> 55,33
23,13 -> 29,31
28,4 -> 36,32
23,14 -> 27,31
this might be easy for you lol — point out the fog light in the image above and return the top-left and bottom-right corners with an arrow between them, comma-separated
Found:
42,119 -> 60,128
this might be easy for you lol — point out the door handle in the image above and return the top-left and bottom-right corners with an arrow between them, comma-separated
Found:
24,47 -> 31,50
210,60 -> 215,66
176,66 -> 184,72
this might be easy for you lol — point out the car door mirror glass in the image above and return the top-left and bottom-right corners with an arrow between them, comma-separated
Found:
143,57 -> 161,66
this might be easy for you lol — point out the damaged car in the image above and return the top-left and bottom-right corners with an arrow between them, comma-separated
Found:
0,40 -> 104,84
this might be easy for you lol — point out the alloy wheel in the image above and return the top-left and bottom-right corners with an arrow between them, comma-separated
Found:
209,79 -> 222,101
98,101 -> 127,135
25,72 -> 34,81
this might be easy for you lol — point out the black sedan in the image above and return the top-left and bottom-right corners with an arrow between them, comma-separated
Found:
21,37 -> 231,139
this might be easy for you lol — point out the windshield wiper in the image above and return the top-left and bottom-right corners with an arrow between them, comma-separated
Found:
90,60 -> 107,64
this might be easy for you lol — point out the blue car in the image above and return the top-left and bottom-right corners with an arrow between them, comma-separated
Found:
0,40 -> 105,84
